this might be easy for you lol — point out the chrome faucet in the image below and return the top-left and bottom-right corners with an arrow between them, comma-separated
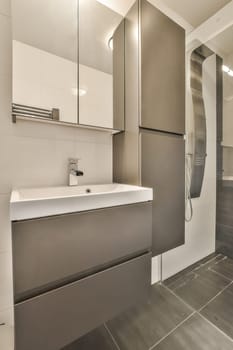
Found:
68,158 -> 84,186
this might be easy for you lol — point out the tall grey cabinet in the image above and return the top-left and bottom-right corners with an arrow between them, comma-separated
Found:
113,0 -> 185,256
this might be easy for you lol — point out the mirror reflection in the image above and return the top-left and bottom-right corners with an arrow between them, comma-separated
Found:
12,0 -> 78,124
12,0 -> 125,130
78,0 -> 125,130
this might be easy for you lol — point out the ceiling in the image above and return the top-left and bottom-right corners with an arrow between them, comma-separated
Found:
100,0 -> 232,28
79,0 -> 122,74
210,24 -> 233,56
96,0 -> 135,16
12,0 -> 78,62
12,0 -> 122,74
160,0 -> 231,27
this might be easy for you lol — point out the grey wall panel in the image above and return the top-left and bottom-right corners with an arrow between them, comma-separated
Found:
141,130 -> 185,255
12,203 -> 152,301
15,253 -> 151,350
140,0 -> 185,134
113,19 -> 125,130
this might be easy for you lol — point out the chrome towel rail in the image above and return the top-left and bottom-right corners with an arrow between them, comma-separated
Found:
12,103 -> 60,123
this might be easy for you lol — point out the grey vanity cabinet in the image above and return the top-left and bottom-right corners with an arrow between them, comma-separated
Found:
13,202 -> 152,302
12,202 -> 152,350
15,254 -> 151,350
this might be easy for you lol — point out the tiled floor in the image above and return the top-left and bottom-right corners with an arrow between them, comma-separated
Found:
64,254 -> 233,350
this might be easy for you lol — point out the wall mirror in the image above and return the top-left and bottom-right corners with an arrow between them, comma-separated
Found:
12,0 -> 78,124
12,0 -> 125,131
78,0 -> 125,130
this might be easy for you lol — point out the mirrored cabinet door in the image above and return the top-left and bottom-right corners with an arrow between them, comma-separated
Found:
12,0 -> 78,124
78,0 -> 125,130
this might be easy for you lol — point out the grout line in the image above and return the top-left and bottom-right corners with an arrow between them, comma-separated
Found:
149,311 -> 196,350
104,323 -> 121,350
152,255 -> 233,348
208,267 -> 232,281
152,281 -> 233,348
162,284 -> 195,312
103,255 -> 233,350
163,277 -> 233,315
168,272 -> 199,292
162,254 -> 223,285
164,276 -> 233,315
162,255 -> 233,311
198,253 -> 223,265
198,280 -> 233,312
196,254 -> 225,270
198,313 -> 233,344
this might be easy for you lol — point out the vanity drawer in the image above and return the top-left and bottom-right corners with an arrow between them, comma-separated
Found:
15,253 -> 151,350
12,202 -> 152,301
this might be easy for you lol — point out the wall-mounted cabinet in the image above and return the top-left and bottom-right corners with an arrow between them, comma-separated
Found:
12,0 -> 125,133
113,0 -> 185,256
140,0 -> 185,134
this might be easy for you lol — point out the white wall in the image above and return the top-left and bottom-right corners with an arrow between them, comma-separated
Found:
160,54 -> 217,280
0,5 -> 112,334
79,64 -> 113,128
13,40 -> 78,123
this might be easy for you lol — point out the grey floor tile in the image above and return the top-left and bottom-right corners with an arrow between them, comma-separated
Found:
63,326 -> 118,350
201,283 -> 233,340
210,256 -> 233,280
154,313 -> 233,350
198,253 -> 223,268
164,267 -> 230,310
197,254 -> 226,272
163,266 -> 201,291
163,253 -> 220,291
106,284 -> 192,350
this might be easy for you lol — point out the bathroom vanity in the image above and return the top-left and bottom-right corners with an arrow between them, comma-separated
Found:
10,184 -> 153,350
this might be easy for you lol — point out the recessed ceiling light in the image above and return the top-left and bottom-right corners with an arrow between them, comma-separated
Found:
229,70 -> 233,77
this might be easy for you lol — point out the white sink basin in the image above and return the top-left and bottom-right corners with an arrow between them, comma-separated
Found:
10,183 -> 153,220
